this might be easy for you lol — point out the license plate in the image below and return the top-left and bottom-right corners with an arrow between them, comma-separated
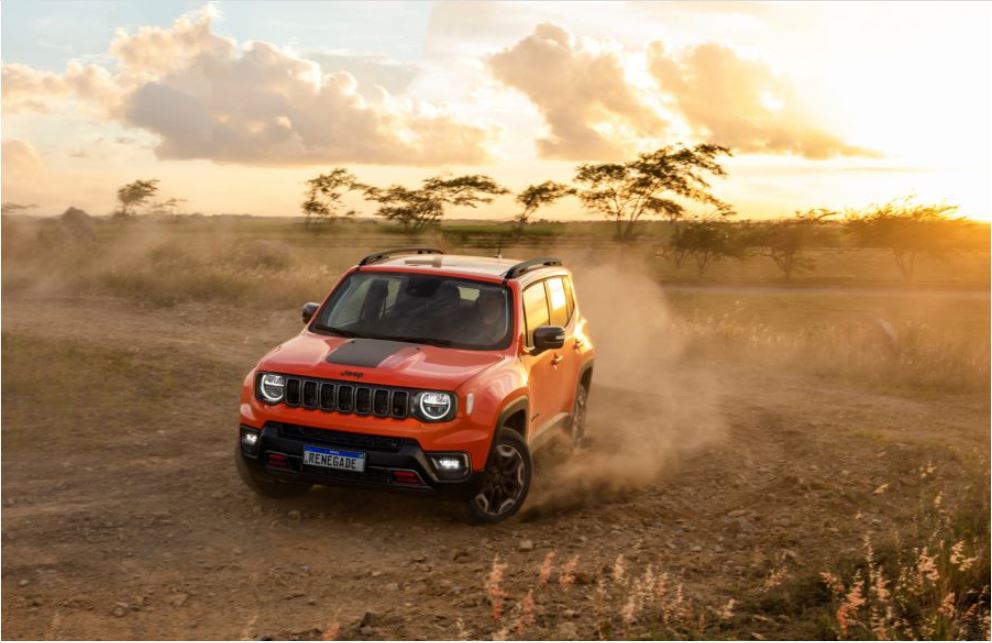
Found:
302,446 -> 366,473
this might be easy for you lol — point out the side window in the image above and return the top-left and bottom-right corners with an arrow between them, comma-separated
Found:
563,276 -> 575,319
546,277 -> 569,327
522,282 -> 550,346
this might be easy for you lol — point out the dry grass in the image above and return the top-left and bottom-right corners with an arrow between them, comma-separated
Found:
3,216 -> 987,397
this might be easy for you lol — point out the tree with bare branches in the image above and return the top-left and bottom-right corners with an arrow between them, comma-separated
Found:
365,174 -> 508,238
115,179 -> 159,217
301,169 -> 363,228
748,209 -> 835,280
845,198 -> 961,281
574,144 -> 732,242
512,181 -> 575,238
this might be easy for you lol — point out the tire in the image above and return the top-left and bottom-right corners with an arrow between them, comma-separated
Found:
569,382 -> 589,450
234,443 -> 311,499
467,427 -> 533,523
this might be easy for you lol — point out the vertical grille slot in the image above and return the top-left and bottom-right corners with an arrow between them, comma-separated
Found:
373,389 -> 390,416
391,391 -> 409,418
302,380 -> 319,409
319,382 -> 335,410
285,378 -> 302,407
355,387 -> 372,415
337,385 -> 353,413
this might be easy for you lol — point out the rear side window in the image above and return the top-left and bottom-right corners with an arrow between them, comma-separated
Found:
564,276 -> 575,319
522,282 -> 550,346
546,277 -> 569,327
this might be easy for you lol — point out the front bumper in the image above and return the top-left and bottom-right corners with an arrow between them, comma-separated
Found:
238,422 -> 484,499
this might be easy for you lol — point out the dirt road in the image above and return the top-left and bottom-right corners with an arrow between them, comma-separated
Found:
2,294 -> 987,639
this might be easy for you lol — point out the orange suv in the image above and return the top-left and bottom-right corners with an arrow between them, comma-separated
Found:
236,248 -> 595,522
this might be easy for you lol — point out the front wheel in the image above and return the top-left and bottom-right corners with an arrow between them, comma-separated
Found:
467,428 -> 532,523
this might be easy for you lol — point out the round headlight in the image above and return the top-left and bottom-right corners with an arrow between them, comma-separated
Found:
259,373 -> 286,403
417,391 -> 453,421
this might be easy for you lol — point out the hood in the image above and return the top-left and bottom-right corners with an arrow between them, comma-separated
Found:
258,332 -> 507,390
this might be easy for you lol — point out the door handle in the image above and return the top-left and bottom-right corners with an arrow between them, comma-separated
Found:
551,354 -> 563,366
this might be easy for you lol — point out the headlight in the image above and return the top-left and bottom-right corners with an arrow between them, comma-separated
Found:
258,373 -> 286,404
413,391 -> 455,421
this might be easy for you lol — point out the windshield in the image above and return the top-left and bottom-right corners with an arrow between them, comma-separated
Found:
313,272 -> 513,350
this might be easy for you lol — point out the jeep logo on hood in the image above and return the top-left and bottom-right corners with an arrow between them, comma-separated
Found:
339,369 -> 365,379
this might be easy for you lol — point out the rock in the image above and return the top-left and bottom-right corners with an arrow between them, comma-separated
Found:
385,582 -> 400,592
18,579 -> 29,587
518,539 -> 535,552
563,609 -> 579,619
690,545 -> 703,553
360,626 -> 374,636
287,510 -> 303,520
112,603 -> 128,617
727,508 -> 748,517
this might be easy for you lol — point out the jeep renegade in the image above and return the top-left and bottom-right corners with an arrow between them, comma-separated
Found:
236,248 -> 595,522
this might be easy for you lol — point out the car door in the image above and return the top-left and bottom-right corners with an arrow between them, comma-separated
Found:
520,280 -> 566,439
544,276 -> 581,414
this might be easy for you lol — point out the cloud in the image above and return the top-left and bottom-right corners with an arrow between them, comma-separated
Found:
305,52 -> 420,95
2,8 -> 493,166
488,23 -> 666,160
648,41 -> 877,159
2,139 -> 45,176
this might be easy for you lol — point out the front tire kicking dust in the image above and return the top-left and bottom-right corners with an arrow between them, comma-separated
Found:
467,428 -> 532,523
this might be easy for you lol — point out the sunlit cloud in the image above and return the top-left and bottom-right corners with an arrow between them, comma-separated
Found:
2,8 -> 496,166
647,41 -> 878,159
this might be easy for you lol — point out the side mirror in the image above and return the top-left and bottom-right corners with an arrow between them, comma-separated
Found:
532,326 -> 565,354
301,302 -> 320,324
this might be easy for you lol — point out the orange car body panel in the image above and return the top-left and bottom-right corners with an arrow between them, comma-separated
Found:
239,261 -> 595,473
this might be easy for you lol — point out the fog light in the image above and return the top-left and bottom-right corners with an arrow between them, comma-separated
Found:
428,453 -> 469,479
240,427 -> 260,456
436,457 -> 462,471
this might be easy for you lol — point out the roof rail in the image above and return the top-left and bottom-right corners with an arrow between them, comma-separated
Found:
503,257 -> 562,280
358,247 -> 444,266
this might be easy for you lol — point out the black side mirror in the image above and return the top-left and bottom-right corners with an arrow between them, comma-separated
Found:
533,326 -> 565,354
301,302 -> 319,324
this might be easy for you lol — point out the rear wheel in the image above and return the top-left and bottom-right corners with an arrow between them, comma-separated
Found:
235,443 -> 310,499
467,428 -> 532,523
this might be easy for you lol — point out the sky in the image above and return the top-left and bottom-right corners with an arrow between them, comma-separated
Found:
2,1 -> 990,221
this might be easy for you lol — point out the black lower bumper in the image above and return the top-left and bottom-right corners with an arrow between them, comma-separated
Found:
238,422 -> 483,500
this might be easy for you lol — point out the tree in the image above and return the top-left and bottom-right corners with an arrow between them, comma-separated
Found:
512,181 -> 575,239
669,216 -> 746,277
365,174 -> 508,238
115,179 -> 159,217
748,209 -> 835,280
301,169 -> 363,229
574,144 -> 732,242
845,198 -> 961,281
149,197 -> 188,216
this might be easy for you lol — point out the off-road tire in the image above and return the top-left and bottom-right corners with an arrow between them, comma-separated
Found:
467,427 -> 533,523
235,443 -> 311,499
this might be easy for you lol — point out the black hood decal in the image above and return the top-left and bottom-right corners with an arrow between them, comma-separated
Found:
325,339 -> 417,368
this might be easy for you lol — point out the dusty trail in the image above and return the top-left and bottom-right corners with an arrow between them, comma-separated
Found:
2,295 -> 987,640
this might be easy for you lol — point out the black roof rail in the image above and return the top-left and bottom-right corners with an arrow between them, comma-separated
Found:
358,247 -> 444,266
503,257 -> 562,280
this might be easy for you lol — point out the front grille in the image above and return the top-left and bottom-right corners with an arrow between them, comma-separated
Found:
276,424 -> 410,452
281,376 -> 411,419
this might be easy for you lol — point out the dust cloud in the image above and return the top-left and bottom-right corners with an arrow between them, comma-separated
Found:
525,254 -> 727,515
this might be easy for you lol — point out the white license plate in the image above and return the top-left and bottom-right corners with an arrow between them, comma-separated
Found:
302,446 -> 366,473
